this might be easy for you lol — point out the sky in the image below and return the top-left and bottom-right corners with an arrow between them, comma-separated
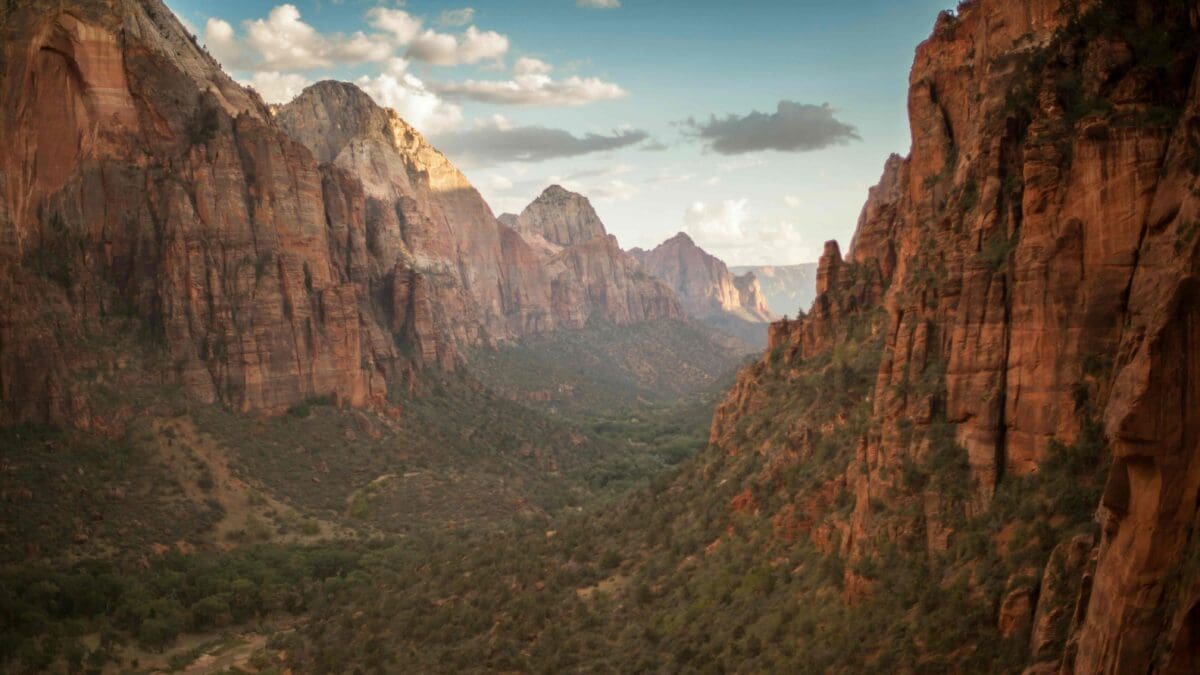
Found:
165,0 -> 956,266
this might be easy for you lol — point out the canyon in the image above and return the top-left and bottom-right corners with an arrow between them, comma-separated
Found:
1,0 -> 1199,672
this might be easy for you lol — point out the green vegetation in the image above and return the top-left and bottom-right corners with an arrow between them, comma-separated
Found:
188,93 -> 221,146
977,231 -> 1017,272
1176,219 -> 1199,255
468,318 -> 745,414
0,544 -> 364,672
22,212 -> 87,290
1,319 -> 747,672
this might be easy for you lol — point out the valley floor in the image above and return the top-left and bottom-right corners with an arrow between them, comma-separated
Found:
0,319 -> 746,674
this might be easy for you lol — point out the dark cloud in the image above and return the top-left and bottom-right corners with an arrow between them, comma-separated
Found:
684,101 -> 860,155
432,125 -> 649,163
640,140 -> 670,152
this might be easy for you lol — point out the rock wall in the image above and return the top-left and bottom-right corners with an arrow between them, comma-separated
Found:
711,0 -> 1200,671
0,0 -> 682,425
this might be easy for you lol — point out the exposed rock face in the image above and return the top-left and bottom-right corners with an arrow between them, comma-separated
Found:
710,0 -> 1200,671
511,185 -> 608,246
0,1 -> 681,424
0,0 -> 380,423
632,232 -> 775,323
730,263 -> 819,319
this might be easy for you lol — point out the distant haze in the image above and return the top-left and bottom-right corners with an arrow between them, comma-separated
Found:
730,263 -> 818,318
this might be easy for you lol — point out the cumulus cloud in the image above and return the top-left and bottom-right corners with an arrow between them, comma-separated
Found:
206,6 -> 509,71
244,71 -> 311,103
366,7 -> 423,44
547,166 -> 639,201
513,57 -> 554,77
433,59 -> 625,105
437,7 -> 477,27
572,179 -> 638,201
682,199 -> 814,265
406,25 -> 508,66
577,0 -> 621,8
205,5 -> 392,71
684,101 -> 860,155
204,18 -> 252,69
432,121 -> 648,164
355,59 -> 464,134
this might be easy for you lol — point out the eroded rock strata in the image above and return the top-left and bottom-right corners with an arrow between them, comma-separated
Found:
711,0 -> 1200,670
0,1 -> 681,424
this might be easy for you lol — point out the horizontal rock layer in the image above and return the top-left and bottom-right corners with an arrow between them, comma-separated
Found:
711,0 -> 1200,671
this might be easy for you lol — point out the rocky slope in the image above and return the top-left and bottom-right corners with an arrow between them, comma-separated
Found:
704,0 -> 1200,671
730,263 -> 818,319
0,0 -> 682,426
631,232 -> 774,323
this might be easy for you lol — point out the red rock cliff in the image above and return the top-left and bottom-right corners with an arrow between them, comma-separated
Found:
0,0 -> 682,424
711,0 -> 1200,671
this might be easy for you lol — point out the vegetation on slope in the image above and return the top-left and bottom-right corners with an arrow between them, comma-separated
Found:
0,319 -> 741,673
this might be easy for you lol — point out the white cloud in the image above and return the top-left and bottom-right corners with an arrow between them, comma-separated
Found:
682,199 -> 814,265
367,7 -> 423,43
577,0 -> 621,8
513,57 -> 554,77
783,195 -> 802,208
486,173 -> 515,191
437,7 -> 476,27
207,4 -> 393,71
355,59 -> 464,134
578,179 -> 638,202
433,60 -> 626,106
204,18 -> 251,69
406,25 -> 509,66
244,71 -> 311,103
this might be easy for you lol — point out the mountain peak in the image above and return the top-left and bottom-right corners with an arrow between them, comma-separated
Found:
274,78 -> 476,195
665,231 -> 696,246
515,185 -> 607,246
637,232 -> 774,324
275,80 -> 393,164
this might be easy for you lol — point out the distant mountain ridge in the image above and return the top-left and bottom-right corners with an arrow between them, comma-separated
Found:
630,232 -> 776,348
730,263 -> 819,319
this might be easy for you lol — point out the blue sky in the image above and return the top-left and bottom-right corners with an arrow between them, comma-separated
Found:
165,0 -> 955,265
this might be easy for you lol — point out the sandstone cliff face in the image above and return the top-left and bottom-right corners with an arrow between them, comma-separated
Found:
0,1 -> 682,425
512,185 -> 608,247
632,232 -> 775,323
277,90 -> 682,344
709,1 -> 1200,671
495,185 -> 684,329
0,0 -> 384,423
